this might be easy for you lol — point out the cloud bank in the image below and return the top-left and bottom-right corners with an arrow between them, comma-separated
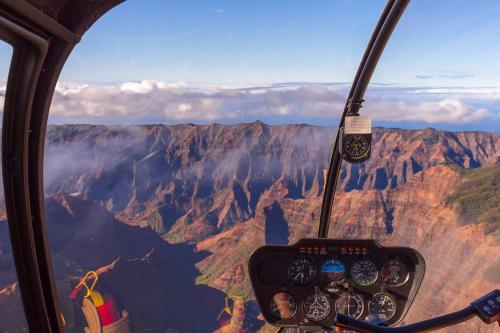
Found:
1,81 -> 499,128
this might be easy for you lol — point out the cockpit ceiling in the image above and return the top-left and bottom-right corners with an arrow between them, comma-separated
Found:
25,0 -> 69,18
2,0 -> 123,36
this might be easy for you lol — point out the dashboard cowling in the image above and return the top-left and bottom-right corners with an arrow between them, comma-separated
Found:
248,239 -> 425,329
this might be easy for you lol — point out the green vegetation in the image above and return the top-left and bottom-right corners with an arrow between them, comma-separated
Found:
145,210 -> 164,233
196,242 -> 257,300
445,165 -> 500,240
443,162 -> 469,175
422,132 -> 440,145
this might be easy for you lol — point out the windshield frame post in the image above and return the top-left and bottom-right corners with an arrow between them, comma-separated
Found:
0,1 -> 123,332
317,0 -> 410,238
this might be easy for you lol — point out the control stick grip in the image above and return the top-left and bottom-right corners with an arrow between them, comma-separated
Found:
471,289 -> 500,324
365,314 -> 389,327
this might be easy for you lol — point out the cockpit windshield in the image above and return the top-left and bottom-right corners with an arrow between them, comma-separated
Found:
0,1 -> 498,333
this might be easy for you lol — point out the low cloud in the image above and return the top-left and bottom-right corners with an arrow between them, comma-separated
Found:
367,98 -> 491,124
415,75 -> 433,80
415,70 -> 475,80
438,73 -> 475,79
0,81 -> 498,127
49,81 -> 348,122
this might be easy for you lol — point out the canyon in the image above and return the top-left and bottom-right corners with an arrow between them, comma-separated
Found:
0,122 -> 498,332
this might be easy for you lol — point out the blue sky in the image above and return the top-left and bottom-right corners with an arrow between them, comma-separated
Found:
59,0 -> 381,84
1,0 -> 500,130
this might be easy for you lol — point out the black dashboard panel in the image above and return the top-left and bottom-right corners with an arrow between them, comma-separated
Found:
249,239 -> 425,329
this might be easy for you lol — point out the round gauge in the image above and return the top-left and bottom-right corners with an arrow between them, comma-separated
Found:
335,292 -> 364,319
345,134 -> 370,158
258,258 -> 284,285
351,260 -> 378,286
368,293 -> 397,321
288,258 -> 316,285
302,293 -> 331,321
381,259 -> 409,286
269,292 -> 297,320
320,260 -> 346,283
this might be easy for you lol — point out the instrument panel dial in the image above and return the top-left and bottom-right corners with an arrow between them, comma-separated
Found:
351,259 -> 378,286
302,293 -> 331,321
335,292 -> 364,319
368,293 -> 397,321
320,259 -> 346,283
269,292 -> 297,320
288,258 -> 316,285
381,259 -> 409,286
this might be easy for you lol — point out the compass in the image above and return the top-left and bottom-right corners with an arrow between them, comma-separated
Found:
341,116 -> 372,163
344,134 -> 370,159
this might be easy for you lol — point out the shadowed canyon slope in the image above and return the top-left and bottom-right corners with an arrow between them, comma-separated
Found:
0,123 -> 499,332
1,195 -> 228,333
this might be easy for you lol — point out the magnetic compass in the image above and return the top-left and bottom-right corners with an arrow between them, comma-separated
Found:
344,134 -> 370,159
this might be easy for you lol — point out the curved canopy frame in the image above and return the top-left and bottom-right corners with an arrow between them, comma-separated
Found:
318,0 -> 409,238
0,1 -> 122,331
0,0 -> 409,332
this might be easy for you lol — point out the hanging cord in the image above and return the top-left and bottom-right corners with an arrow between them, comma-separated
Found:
69,271 -> 104,306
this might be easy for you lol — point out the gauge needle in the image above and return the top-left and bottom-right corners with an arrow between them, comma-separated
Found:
382,297 -> 386,306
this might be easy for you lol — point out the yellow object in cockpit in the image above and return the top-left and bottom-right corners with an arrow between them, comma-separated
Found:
79,271 -> 104,306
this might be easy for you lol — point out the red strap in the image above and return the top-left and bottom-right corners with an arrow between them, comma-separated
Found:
96,296 -> 120,326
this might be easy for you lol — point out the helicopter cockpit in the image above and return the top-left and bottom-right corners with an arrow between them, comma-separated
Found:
250,238 -> 499,332
250,239 -> 425,327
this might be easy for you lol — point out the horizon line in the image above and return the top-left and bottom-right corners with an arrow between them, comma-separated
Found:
45,121 -> 500,134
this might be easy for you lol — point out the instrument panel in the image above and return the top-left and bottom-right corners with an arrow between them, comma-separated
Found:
249,239 -> 425,329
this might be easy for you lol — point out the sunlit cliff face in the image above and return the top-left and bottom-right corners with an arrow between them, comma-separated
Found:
0,123 -> 498,332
